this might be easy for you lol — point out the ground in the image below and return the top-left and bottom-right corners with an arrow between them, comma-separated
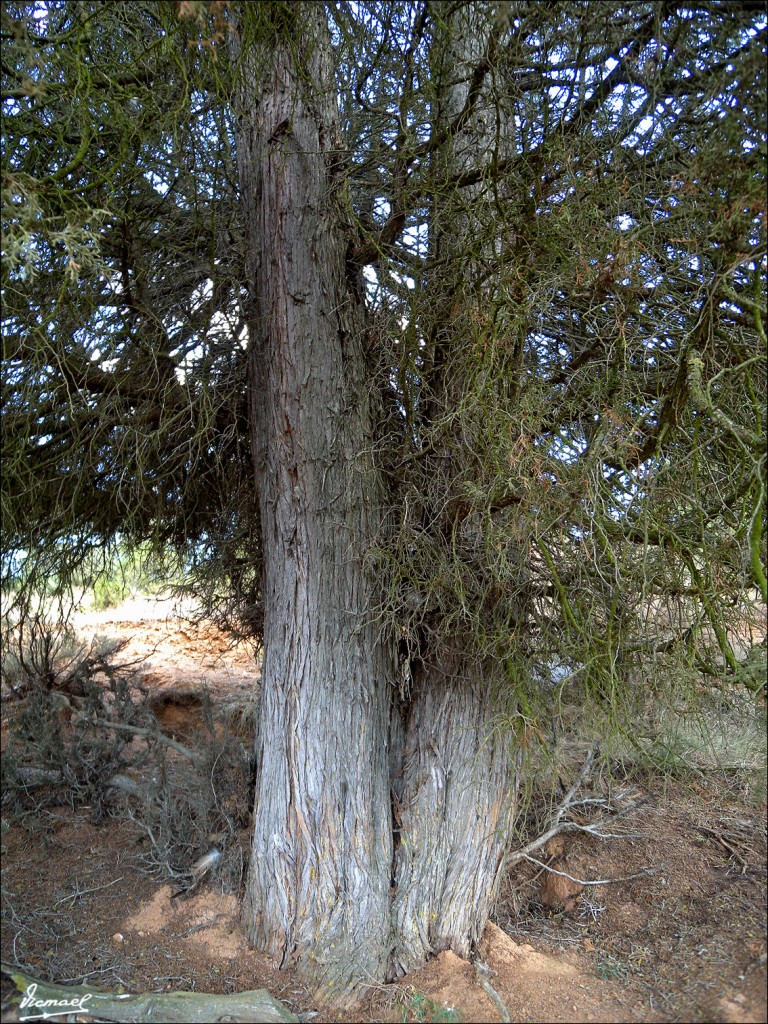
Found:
1,597 -> 766,1024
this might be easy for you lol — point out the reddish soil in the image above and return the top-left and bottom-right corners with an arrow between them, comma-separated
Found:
1,598 -> 766,1023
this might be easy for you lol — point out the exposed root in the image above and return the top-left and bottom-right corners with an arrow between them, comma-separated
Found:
473,958 -> 511,1022
522,855 -> 659,888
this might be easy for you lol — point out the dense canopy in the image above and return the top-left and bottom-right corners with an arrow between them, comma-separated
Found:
3,0 -> 765,681
2,0 -> 766,994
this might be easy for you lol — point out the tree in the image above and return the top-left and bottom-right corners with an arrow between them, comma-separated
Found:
2,0 -> 766,1003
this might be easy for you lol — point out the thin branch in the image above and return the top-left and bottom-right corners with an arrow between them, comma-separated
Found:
522,856 -> 659,888
473,960 -> 511,1023
89,717 -> 203,765
53,878 -> 125,906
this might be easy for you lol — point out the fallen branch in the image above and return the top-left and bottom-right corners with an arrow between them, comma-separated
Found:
506,747 -> 649,868
89,717 -> 203,764
701,829 -> 748,868
0,963 -> 298,1023
522,855 -> 659,888
53,877 -> 124,907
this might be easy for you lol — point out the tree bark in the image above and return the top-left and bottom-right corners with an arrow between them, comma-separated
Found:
391,654 -> 513,974
233,4 -> 394,1001
391,1 -> 515,975
232,1 -> 516,998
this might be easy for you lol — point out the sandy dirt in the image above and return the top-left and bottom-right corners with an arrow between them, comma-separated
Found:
1,597 -> 766,1023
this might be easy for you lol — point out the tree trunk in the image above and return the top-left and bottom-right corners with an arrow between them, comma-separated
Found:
233,4 -> 393,1000
233,1 -> 516,999
391,1 -> 516,976
391,654 -> 513,975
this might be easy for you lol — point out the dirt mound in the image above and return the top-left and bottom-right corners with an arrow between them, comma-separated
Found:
72,597 -> 261,697
121,884 -> 248,961
398,924 -> 623,1024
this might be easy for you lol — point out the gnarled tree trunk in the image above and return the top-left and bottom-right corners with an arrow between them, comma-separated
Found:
391,653 -> 512,974
233,4 -> 394,1000
233,0 -> 516,999
391,1 -> 516,975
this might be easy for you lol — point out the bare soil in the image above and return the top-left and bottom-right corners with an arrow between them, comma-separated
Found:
1,599 -> 766,1024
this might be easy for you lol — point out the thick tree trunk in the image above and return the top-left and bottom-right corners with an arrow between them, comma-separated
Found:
391,655 -> 512,975
233,1 -> 516,999
233,5 -> 393,1000
390,1 -> 515,976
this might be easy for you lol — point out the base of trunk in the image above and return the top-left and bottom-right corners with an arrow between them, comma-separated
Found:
391,657 -> 513,976
242,638 -> 393,1002
244,654 -> 514,995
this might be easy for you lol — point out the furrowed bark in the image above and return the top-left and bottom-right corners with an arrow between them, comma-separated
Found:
233,1 -> 516,996
233,4 -> 393,1000
391,2 -> 516,975
391,655 -> 512,975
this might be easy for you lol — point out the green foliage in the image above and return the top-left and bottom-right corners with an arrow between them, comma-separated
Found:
594,953 -> 628,981
90,576 -> 126,611
86,542 -> 175,609
366,1 -> 767,714
2,0 -> 254,616
2,1 -> 766,716
399,992 -> 461,1024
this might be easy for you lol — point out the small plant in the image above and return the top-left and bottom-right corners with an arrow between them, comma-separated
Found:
399,991 -> 461,1023
595,952 -> 627,980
